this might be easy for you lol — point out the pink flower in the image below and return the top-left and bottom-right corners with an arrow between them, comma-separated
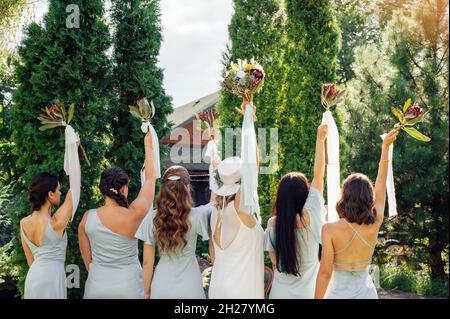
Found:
48,103 -> 60,113
404,104 -> 424,120
322,84 -> 335,99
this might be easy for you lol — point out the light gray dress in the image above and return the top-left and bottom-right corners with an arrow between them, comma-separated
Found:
264,187 -> 325,299
21,219 -> 68,299
325,220 -> 378,299
83,209 -> 144,299
135,203 -> 213,299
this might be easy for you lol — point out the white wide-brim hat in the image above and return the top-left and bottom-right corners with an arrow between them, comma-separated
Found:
214,156 -> 242,196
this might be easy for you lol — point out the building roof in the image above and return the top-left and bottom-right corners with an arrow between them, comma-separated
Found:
168,91 -> 219,128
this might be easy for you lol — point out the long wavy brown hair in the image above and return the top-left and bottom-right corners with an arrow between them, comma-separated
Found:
336,173 -> 376,225
154,166 -> 193,254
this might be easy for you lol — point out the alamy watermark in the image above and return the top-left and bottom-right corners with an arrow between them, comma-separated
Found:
169,121 -> 279,175
66,4 -> 80,29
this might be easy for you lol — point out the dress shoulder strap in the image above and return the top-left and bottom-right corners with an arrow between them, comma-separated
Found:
334,220 -> 364,255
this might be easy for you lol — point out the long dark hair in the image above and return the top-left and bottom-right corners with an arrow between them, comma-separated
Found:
99,167 -> 129,208
272,172 -> 310,276
28,172 -> 59,211
336,173 -> 376,225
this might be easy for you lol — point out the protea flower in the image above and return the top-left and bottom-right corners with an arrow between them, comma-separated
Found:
129,97 -> 155,123
391,98 -> 430,142
404,104 -> 424,120
321,83 -> 345,111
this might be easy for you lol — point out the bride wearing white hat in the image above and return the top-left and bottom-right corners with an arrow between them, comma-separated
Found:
208,146 -> 264,298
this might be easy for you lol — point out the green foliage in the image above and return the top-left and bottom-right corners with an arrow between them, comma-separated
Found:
380,263 -> 449,297
216,0 -> 286,222
110,0 -> 173,199
280,0 -> 341,178
10,0 -> 113,298
0,0 -> 27,48
333,0 -> 380,82
344,1 -> 449,279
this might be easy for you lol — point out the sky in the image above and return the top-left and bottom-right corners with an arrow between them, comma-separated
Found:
24,0 -> 234,107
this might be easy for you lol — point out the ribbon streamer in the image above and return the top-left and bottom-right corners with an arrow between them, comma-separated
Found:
321,111 -> 340,222
140,121 -> 161,185
239,102 -> 260,222
205,139 -> 221,192
63,125 -> 81,221
380,133 -> 398,217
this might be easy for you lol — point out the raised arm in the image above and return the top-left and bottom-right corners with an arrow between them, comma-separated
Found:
51,189 -> 73,236
374,129 -> 399,226
314,223 -> 334,298
142,243 -> 155,299
310,124 -> 328,194
129,131 -> 156,221
78,211 -> 92,272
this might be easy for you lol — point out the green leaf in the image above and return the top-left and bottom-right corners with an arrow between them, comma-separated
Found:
391,107 -> 403,122
60,103 -> 67,121
129,109 -> 142,120
67,103 -> 75,124
403,98 -> 412,113
137,100 -> 145,118
402,127 -> 431,142
39,119 -> 61,125
39,123 -> 62,131
405,112 -> 426,126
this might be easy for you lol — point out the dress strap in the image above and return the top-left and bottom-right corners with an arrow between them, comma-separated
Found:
343,219 -> 376,250
334,221 -> 363,255
20,220 -> 38,249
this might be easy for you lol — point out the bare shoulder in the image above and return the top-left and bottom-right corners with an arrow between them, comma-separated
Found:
267,216 -> 276,228
322,220 -> 341,234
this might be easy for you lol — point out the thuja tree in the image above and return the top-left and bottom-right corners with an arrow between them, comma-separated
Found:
110,0 -> 172,199
344,1 -> 449,280
280,0 -> 341,178
10,0 -> 113,298
216,0 -> 285,223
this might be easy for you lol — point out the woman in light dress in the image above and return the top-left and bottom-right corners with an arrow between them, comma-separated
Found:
136,166 -> 214,299
208,156 -> 265,299
78,131 -> 155,299
20,172 -> 75,299
315,129 -> 399,299
264,123 -> 327,299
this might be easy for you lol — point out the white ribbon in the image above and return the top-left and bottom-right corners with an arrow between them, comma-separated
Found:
380,133 -> 398,217
321,111 -> 340,222
63,125 -> 81,221
205,139 -> 221,192
239,102 -> 260,222
140,121 -> 161,185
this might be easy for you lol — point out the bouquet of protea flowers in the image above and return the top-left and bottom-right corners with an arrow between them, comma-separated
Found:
129,97 -> 161,180
38,100 -> 90,166
37,99 -> 86,220
221,58 -> 265,101
195,110 -> 216,140
129,97 -> 156,133
321,83 -> 345,111
391,98 -> 431,142
38,100 -> 74,131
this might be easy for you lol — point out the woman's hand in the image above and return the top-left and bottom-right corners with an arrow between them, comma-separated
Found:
235,98 -> 257,121
382,129 -> 399,149
144,290 -> 151,299
317,124 -> 328,143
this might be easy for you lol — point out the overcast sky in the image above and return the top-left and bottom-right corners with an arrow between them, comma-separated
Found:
25,0 -> 234,107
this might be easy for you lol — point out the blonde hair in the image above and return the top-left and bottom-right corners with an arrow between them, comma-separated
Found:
154,166 -> 193,254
